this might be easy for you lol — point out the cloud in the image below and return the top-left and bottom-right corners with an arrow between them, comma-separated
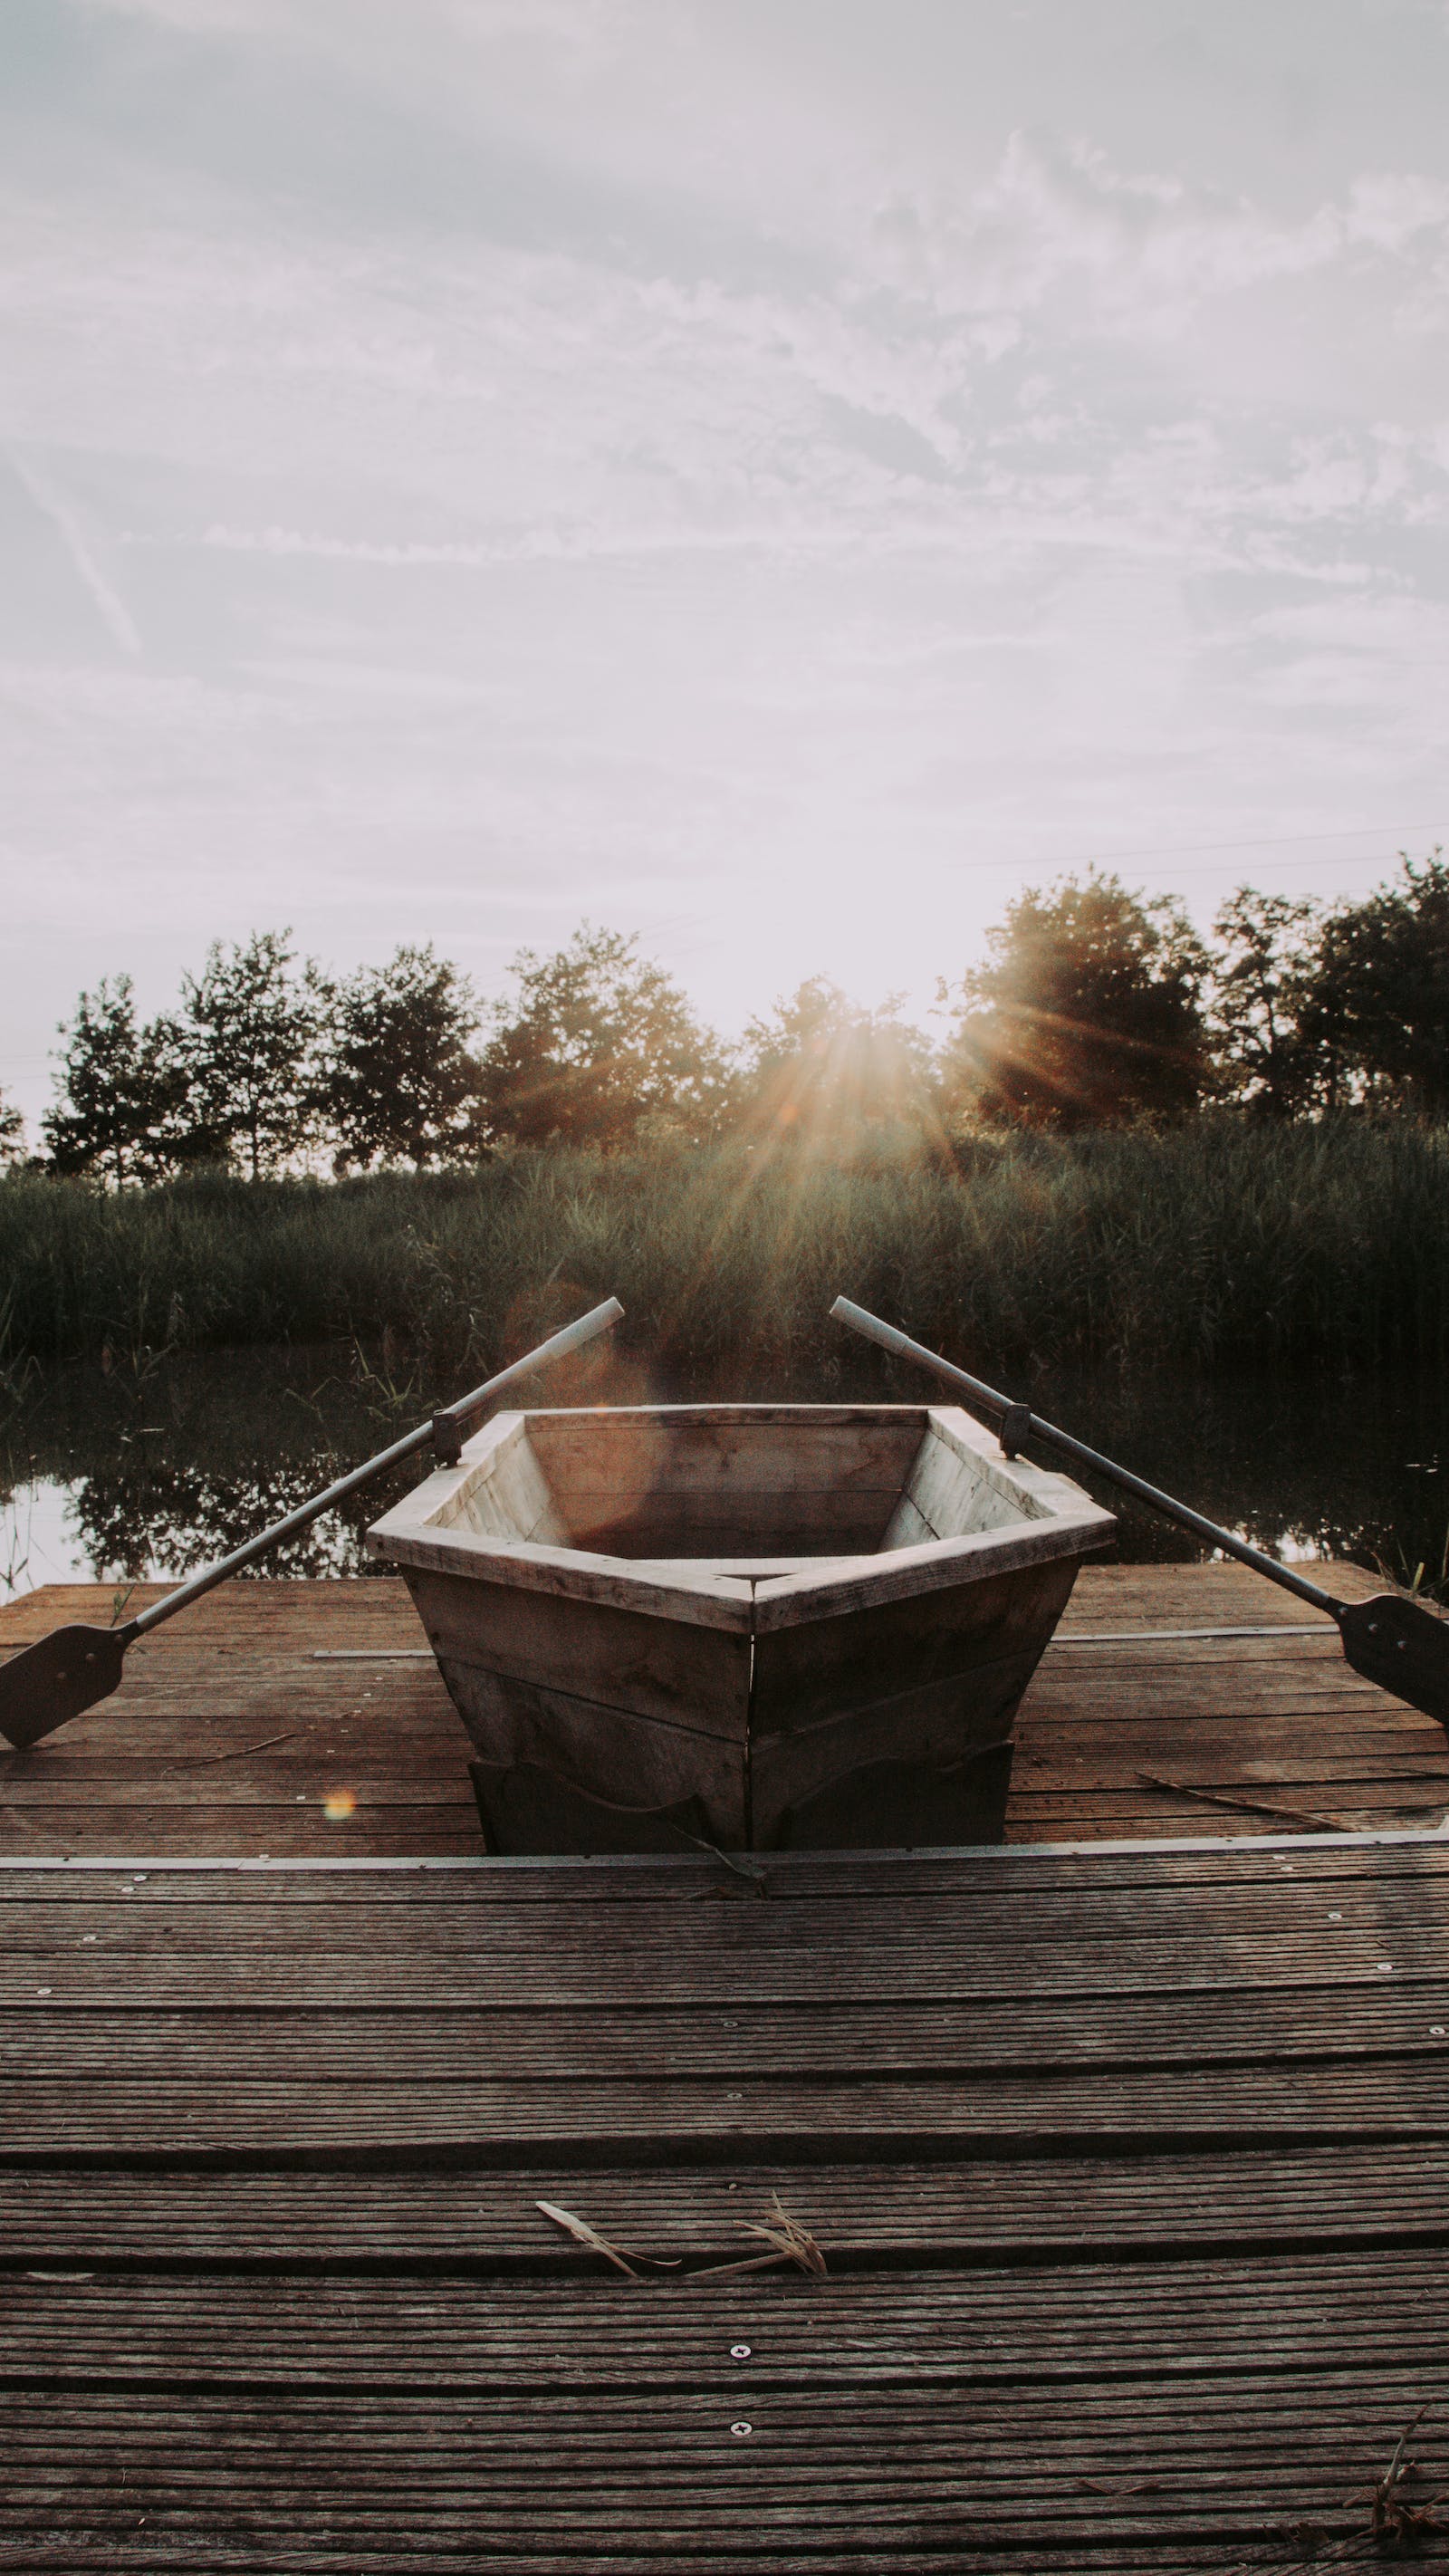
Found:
186,520 -> 856,565
79,0 -> 629,35
4,0 -> 1449,1126
78,0 -> 262,25
1343,170 -> 1449,252
870,130 -> 1449,345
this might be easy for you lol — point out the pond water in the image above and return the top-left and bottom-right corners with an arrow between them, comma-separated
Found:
2,1341 -> 1447,1601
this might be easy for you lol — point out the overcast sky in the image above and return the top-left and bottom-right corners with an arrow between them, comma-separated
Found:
3,0 -> 1448,1129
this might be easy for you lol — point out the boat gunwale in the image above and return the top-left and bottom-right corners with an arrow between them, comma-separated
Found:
366,1403 -> 1117,1632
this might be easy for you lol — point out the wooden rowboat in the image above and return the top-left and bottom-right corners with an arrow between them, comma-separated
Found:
367,1403 -> 1116,1853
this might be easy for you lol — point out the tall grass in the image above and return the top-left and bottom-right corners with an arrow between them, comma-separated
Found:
3,1120 -> 1448,1378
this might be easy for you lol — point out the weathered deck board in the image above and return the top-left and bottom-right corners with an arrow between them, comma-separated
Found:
5,2253 -> 1449,2384
3,1562 -> 1444,1854
4,2141 -> 1449,2264
2,1840 -> 1449,2568
8,1986 -> 1449,2076
3,1571 -> 1448,2567
3,2382 -> 1444,2574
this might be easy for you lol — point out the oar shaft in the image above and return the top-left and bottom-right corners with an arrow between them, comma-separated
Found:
125,1422 -> 428,1639
830,1296 -> 1337,1620
126,1297 -> 624,1642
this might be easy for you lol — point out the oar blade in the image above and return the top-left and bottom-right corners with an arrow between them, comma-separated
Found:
0,1624 -> 130,1748
1338,1592 -> 1449,1726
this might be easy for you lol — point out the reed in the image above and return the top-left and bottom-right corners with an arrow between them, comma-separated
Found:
3,1119 -> 1448,1377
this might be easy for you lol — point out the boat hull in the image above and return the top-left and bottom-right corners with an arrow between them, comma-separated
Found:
369,1404 -> 1115,1853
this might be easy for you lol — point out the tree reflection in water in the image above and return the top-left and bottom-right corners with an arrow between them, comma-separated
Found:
1029,1363 -> 1449,1597
67,1456 -> 391,1581
0,1347 -> 423,1588
0,1342 -> 1447,1599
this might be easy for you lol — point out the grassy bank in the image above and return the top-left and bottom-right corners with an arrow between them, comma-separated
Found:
3,1120 -> 1449,1378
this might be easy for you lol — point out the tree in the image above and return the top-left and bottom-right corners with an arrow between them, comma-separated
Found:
737,978 -> 937,1150
0,1091 -> 24,1169
176,930 -> 327,1177
321,945 -> 482,1170
43,976 -> 187,1186
938,871 -> 1212,1129
475,925 -> 734,1149
1208,888 -> 1321,1117
1297,852 -> 1449,1114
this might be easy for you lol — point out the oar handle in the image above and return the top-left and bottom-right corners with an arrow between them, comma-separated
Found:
126,1297 -> 624,1642
830,1296 -> 1339,1621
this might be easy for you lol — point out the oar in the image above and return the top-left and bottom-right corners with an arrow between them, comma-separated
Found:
830,1294 -> 1449,1727
0,1296 -> 624,1748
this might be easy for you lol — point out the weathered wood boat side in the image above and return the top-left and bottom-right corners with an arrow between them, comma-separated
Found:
367,1403 -> 1116,1851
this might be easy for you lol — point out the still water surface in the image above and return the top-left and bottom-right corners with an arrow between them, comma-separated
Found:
2,1343 -> 1447,1600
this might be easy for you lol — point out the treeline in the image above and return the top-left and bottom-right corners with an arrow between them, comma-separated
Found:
6,856 -> 1449,1186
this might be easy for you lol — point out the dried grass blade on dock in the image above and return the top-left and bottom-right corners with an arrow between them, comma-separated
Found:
533,2199 -> 680,2280
692,2196 -> 829,2282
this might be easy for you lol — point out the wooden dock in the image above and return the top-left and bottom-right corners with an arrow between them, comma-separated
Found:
2,1562 -> 1446,1856
3,1566 -> 1449,2568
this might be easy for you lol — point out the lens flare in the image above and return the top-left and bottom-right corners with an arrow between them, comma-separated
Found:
322,1789 -> 357,1821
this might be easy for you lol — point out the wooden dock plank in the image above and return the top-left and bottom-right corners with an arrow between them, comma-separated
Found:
7,1986 -> 1449,2076
3,2380 -> 1445,2573
3,2143 -> 1448,2265
3,1562 -> 1444,1856
5,2253 -> 1449,2387
2,1572 -> 1449,2567
0,1841 -> 1447,2566
6,2063 -> 1449,2154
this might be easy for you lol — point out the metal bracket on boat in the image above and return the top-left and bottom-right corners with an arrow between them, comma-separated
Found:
998,1402 -> 1032,1460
